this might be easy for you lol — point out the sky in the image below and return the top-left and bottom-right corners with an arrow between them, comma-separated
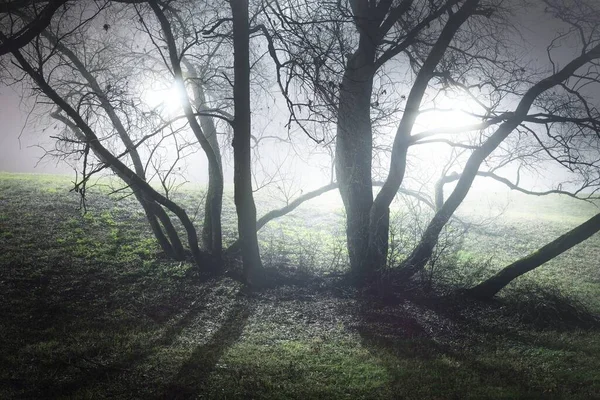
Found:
0,84 -> 72,175
0,1 -> 590,194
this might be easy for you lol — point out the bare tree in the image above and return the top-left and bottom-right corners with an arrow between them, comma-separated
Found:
229,0 -> 264,284
261,0 -> 600,286
4,0 -> 600,292
0,2 -> 219,268
395,0 -> 600,281
146,0 -> 226,260
261,0 -> 523,278
468,212 -> 600,299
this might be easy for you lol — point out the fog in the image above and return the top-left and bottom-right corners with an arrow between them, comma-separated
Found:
0,1 -> 591,199
0,85 -> 72,175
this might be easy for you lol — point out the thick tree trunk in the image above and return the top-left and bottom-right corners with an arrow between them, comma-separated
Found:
231,0 -> 263,285
203,146 -> 223,255
336,48 -> 375,279
468,212 -> 600,299
367,207 -> 389,273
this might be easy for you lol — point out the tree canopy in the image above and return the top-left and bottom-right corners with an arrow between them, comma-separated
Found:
2,0 -> 599,295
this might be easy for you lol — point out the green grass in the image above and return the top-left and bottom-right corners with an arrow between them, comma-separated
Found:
1,172 -> 600,399
450,191 -> 600,312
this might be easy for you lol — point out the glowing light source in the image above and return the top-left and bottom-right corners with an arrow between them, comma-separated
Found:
415,92 -> 482,135
142,81 -> 186,115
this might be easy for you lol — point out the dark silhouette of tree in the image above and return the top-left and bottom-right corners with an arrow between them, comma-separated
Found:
0,0 -> 68,56
3,0 -> 600,292
262,0 -> 523,279
468,212 -> 600,299
230,0 -> 264,284
261,0 -> 600,284
2,1 -> 274,281
148,0 -> 225,262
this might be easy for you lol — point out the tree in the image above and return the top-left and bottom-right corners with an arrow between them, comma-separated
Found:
1,0 -> 273,281
230,0 -> 264,284
147,0 -> 225,259
395,0 -> 600,281
3,0 -> 600,291
35,12 -> 188,261
263,0 -> 519,278
1,1 -> 229,271
262,0 -> 600,285
468,212 -> 600,299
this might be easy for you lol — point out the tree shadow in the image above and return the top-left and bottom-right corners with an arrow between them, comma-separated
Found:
16,274 -> 247,399
158,293 -> 254,399
352,293 -> 547,397
354,284 -> 600,398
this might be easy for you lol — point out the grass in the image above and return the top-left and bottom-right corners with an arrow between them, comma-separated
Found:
452,190 -> 600,312
1,172 -> 600,399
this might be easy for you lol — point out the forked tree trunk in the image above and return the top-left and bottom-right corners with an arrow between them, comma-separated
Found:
231,0 -> 263,285
367,208 -> 390,274
41,28 -> 186,260
150,1 -> 224,271
51,112 -> 186,260
184,61 -> 224,255
468,212 -> 600,299
12,47 -> 207,268
366,0 -> 482,277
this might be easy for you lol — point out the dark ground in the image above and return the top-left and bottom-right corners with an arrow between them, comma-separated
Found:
1,173 -> 600,399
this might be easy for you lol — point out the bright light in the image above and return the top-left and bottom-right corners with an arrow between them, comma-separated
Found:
410,92 -> 484,172
142,81 -> 186,116
407,92 -> 501,191
414,93 -> 482,135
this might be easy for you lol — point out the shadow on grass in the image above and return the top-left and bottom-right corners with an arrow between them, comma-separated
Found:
159,293 -> 254,399
496,284 -> 600,331
353,298 -> 527,397
354,286 -> 600,399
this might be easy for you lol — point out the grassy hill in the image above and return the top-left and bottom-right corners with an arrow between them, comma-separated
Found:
1,172 -> 599,399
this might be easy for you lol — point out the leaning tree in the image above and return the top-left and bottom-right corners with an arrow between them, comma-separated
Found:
0,0 -> 324,283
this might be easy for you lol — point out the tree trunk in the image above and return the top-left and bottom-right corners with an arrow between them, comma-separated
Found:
203,142 -> 224,255
184,61 -> 224,255
336,48 -> 375,279
51,111 -> 186,260
231,0 -> 263,285
13,47 -> 206,268
369,0 -> 481,278
149,202 -> 186,259
468,212 -> 600,299
150,1 -> 223,270
367,207 -> 389,274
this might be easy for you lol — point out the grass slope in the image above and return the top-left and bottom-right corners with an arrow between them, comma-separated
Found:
1,173 -> 599,399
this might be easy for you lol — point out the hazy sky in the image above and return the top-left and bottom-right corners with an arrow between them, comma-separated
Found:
0,2 -> 584,189
0,84 -> 72,174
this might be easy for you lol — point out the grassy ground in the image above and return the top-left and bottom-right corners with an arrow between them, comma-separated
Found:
1,172 -> 600,399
